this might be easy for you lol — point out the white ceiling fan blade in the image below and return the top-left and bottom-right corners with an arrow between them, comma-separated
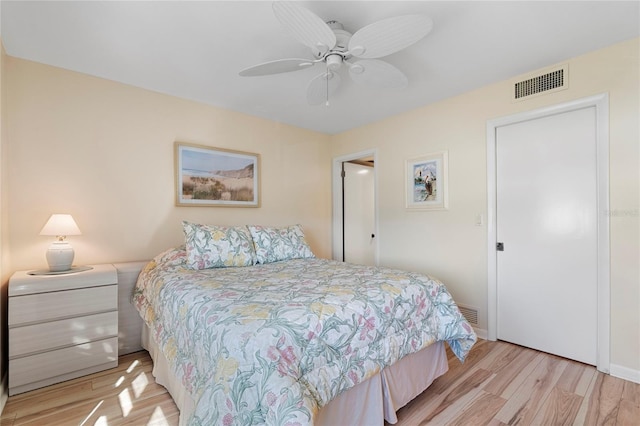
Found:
239,58 -> 315,76
348,15 -> 433,59
307,71 -> 342,105
349,59 -> 408,89
273,1 -> 336,55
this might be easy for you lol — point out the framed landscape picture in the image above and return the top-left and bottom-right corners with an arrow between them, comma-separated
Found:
175,142 -> 260,207
405,151 -> 448,210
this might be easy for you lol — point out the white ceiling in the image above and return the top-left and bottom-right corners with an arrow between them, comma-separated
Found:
2,1 -> 639,135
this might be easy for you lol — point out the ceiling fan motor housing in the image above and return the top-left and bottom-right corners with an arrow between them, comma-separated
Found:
315,20 -> 353,62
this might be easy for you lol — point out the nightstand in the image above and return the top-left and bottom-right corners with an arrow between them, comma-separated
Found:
8,264 -> 119,396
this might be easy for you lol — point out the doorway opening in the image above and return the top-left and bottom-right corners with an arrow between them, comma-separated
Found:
332,150 -> 378,266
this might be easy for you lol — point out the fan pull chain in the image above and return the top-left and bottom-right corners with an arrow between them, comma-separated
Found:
325,68 -> 330,107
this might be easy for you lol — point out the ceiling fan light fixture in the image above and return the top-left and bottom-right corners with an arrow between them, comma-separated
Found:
323,71 -> 336,80
349,63 -> 365,74
326,54 -> 343,71
349,46 -> 366,57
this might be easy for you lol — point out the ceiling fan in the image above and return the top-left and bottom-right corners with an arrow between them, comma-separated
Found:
239,1 -> 433,105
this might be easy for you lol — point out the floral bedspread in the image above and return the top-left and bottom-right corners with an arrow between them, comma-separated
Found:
133,247 -> 476,425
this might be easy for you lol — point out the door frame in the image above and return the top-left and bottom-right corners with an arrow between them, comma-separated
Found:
486,94 -> 610,372
332,149 -> 379,265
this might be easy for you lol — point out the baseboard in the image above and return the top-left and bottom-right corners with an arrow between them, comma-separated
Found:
610,363 -> 640,384
0,371 -> 8,415
473,327 -> 488,340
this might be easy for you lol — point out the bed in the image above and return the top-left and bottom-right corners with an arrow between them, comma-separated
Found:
133,223 -> 476,425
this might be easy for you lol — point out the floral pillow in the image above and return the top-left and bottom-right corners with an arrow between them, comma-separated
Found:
183,222 -> 256,270
248,224 -> 315,264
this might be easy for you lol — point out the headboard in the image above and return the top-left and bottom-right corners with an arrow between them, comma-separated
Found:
113,261 -> 148,355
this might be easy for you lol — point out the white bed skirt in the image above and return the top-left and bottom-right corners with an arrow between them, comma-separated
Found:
142,325 -> 448,425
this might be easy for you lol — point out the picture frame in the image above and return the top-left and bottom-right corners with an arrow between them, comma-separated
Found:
175,142 -> 260,207
405,151 -> 449,210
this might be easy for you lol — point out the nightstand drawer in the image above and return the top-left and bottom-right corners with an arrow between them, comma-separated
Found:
9,337 -> 118,389
9,311 -> 118,358
9,285 -> 117,326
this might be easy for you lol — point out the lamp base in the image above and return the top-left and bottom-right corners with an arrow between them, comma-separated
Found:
46,241 -> 75,272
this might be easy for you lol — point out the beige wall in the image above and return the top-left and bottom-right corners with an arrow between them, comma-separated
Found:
331,38 -> 640,372
4,57 -> 333,272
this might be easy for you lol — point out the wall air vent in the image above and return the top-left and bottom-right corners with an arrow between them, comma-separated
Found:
457,305 -> 478,325
513,64 -> 568,101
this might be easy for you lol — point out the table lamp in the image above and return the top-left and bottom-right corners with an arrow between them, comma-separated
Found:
39,214 -> 82,272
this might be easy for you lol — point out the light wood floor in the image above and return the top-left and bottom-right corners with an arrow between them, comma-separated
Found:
1,339 -> 638,425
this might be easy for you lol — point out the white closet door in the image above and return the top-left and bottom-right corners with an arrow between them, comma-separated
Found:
496,107 -> 598,365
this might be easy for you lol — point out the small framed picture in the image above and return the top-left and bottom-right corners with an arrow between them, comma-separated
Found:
405,151 -> 448,210
175,142 -> 260,207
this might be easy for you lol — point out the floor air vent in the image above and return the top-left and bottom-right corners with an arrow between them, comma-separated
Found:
457,305 -> 478,325
513,64 -> 568,101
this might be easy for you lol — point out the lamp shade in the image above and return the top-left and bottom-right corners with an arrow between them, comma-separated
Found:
39,214 -> 81,237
